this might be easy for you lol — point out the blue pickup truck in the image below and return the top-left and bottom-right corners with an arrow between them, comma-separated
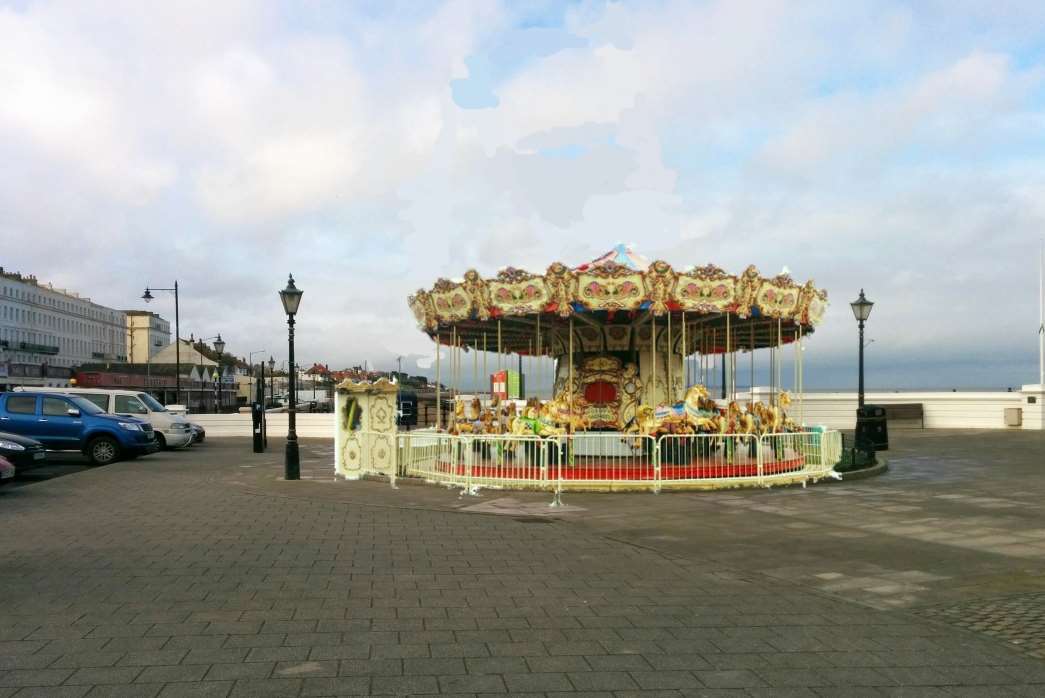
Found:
0,392 -> 158,465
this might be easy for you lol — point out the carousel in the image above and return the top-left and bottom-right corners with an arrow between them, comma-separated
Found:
397,245 -> 836,488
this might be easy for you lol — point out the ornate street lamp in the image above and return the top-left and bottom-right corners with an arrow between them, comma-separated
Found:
142,282 -> 180,405
279,274 -> 303,480
850,290 -> 874,408
213,334 -> 225,411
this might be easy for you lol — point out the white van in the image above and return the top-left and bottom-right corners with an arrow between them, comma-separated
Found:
14,387 -> 194,450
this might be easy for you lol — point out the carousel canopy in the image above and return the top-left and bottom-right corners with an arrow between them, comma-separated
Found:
408,246 -> 828,355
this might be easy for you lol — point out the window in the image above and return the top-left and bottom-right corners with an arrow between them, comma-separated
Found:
6,396 -> 36,414
80,394 -> 109,411
42,397 -> 71,416
114,395 -> 147,414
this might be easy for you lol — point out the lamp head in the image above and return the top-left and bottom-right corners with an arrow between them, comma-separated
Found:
213,334 -> 225,355
279,273 -> 303,316
850,289 -> 874,322
142,288 -> 153,302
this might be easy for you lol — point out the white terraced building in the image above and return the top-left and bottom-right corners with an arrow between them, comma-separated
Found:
0,268 -> 127,389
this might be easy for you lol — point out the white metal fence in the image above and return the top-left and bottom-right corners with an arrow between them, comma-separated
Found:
396,429 -> 842,492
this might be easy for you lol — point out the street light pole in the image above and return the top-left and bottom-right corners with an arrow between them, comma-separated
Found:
850,290 -> 874,408
142,282 -> 180,405
279,274 -> 303,480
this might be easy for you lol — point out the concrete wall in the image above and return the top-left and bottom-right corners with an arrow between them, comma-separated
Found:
750,388 -> 1026,430
190,412 -> 334,438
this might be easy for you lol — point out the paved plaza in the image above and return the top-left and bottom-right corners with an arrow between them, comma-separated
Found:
2,430 -> 1045,696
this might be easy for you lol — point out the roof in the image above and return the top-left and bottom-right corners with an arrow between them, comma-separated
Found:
575,244 -> 651,272
150,339 -> 218,367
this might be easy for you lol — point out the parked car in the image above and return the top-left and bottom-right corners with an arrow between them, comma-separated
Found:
15,388 -> 193,450
0,455 -> 14,487
0,392 -> 158,465
189,423 -> 206,444
0,431 -> 47,471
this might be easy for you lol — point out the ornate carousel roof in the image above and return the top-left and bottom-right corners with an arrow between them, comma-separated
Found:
408,246 -> 827,354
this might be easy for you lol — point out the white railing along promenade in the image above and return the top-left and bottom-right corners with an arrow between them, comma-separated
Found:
396,429 -> 842,492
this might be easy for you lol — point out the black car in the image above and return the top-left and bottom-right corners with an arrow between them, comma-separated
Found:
0,431 -> 47,471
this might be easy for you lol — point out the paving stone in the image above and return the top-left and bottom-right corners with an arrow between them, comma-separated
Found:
204,662 -> 274,681
227,678 -> 302,697
0,670 -> 73,690
134,664 -> 209,683
273,660 -> 339,678
299,676 -> 370,696
526,655 -> 591,672
630,670 -> 702,689
695,669 -> 768,688
502,672 -> 574,692
337,659 -> 402,676
438,674 -> 507,693
84,684 -> 164,697
370,674 -> 439,695
244,646 -> 311,663
566,670 -> 639,691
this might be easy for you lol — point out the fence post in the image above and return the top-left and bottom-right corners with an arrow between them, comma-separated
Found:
757,434 -> 765,486
550,438 -> 564,507
653,436 -> 662,495
540,437 -> 548,484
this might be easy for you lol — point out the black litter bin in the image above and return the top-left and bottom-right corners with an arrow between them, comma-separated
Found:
855,404 -> 888,452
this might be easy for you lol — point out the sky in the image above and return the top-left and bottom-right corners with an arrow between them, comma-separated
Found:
1,0 -> 1044,390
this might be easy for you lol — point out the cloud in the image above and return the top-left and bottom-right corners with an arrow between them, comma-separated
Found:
0,0 -> 1043,391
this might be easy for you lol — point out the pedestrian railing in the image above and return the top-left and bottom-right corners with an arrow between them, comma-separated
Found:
394,429 -> 842,492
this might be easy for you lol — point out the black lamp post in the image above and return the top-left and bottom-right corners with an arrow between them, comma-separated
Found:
850,290 -> 874,408
213,334 -> 225,411
142,282 -> 180,405
279,274 -> 303,480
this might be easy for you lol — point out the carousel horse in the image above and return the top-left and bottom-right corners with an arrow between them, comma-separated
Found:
544,394 -> 590,433
448,398 -> 476,435
624,405 -> 660,447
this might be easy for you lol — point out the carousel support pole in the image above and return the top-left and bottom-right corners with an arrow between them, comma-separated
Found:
666,311 -> 672,401
798,324 -> 805,426
535,314 -> 541,398
435,333 -> 441,430
482,333 -> 487,400
650,313 -> 657,405
527,340 -> 532,399
568,316 -> 574,432
724,315 -> 730,401
793,323 -> 798,394
473,337 -> 477,398
777,318 -> 783,400
712,328 -> 718,397
750,322 -> 755,402
704,329 -> 708,387
681,312 -> 687,390
497,320 -> 502,373
769,322 -> 775,406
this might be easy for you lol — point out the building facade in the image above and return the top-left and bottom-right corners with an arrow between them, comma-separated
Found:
125,311 -> 171,364
0,268 -> 127,389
